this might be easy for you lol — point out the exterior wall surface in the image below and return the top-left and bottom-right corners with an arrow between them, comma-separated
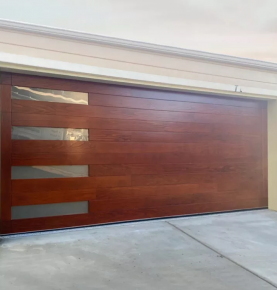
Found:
0,20 -> 277,212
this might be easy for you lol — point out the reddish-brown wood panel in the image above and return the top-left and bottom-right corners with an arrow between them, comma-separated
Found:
0,73 -> 12,85
215,170 -> 262,192
0,83 -> 12,234
261,106 -> 268,199
14,140 -> 259,155
12,99 -> 259,126
89,129 -> 210,143
130,88 -> 261,108
12,176 -> 131,193
12,112 -> 260,137
1,85 -> 12,112
12,189 -> 96,206
96,183 -> 216,200
89,129 -> 260,143
11,173 -> 216,193
213,123 -> 260,137
89,163 -> 260,176
12,140 -> 185,154
1,73 -> 267,234
131,173 -> 215,187
90,193 -> 264,213
12,150 -> 261,166
144,198 -> 267,219
12,113 -> 213,133
89,93 -> 259,116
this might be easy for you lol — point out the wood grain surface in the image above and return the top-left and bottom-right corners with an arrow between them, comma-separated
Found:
0,81 -> 12,233
0,73 -> 268,234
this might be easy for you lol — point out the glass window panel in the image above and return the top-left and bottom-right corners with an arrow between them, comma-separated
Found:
12,165 -> 88,179
12,86 -> 88,105
12,127 -> 88,141
12,201 -> 88,220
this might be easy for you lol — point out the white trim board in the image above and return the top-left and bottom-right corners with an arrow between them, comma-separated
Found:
0,18 -> 277,73
0,52 -> 276,100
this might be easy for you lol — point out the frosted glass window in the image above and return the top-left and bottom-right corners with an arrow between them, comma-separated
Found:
12,86 -> 88,105
12,201 -> 88,219
12,127 -> 88,141
12,165 -> 88,179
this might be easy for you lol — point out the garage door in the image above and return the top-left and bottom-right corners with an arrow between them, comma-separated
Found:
0,73 -> 267,234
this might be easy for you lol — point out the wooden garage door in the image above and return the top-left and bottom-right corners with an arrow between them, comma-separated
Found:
0,73 -> 267,234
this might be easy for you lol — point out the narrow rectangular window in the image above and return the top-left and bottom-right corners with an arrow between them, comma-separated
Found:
12,165 -> 88,179
12,86 -> 88,105
12,201 -> 89,219
12,127 -> 88,141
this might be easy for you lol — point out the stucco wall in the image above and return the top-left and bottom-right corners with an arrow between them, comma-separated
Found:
0,29 -> 277,92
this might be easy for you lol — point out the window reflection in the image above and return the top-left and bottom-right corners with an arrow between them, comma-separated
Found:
12,202 -> 89,219
12,127 -> 88,141
12,86 -> 88,105
12,165 -> 88,179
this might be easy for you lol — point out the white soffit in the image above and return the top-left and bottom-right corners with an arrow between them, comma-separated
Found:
0,19 -> 277,73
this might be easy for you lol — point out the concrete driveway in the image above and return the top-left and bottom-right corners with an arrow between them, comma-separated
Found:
1,209 -> 277,290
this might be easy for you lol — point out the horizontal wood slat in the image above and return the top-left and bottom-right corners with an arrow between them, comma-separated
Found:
129,89 -> 263,109
89,93 -> 259,116
12,152 -> 260,166
12,140 -> 260,156
12,189 -> 96,206
131,173 -> 215,187
213,123 -> 259,137
216,171 -> 262,192
12,176 -> 131,193
11,113 -> 212,132
11,174 -> 212,193
11,170 -> 260,195
96,183 -> 216,200
143,198 -> 267,219
12,100 -> 259,125
12,114 -> 260,136
89,130 -> 260,143
89,163 -> 259,176
11,140 -> 184,154
90,193 -> 264,213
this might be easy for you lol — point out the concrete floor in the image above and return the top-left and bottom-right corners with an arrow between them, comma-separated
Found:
1,209 -> 277,290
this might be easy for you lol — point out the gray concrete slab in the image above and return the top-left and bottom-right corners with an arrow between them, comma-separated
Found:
0,215 -> 276,290
169,209 -> 277,286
